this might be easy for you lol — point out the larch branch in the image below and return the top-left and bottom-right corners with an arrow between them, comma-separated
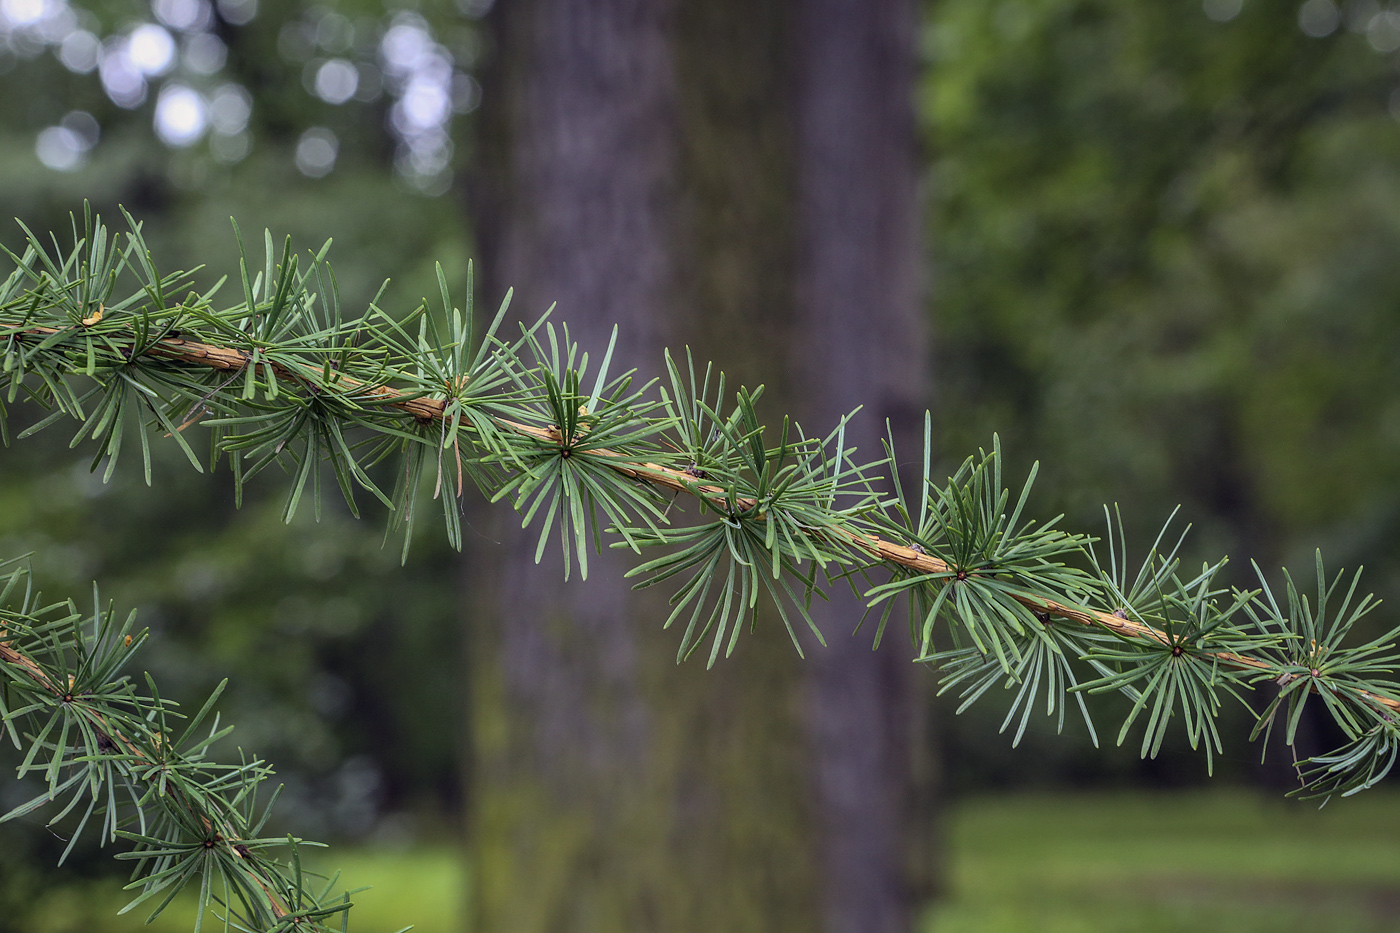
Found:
5,320 -> 1399,720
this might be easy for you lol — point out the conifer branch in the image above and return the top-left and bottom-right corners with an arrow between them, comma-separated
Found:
4,209 -> 1400,929
0,565 -> 346,931
16,320 -> 1387,714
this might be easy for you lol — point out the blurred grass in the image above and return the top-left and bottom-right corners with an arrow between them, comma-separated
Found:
22,846 -> 467,933
927,789 -> 1400,932
24,789 -> 1400,932
302,847 -> 467,933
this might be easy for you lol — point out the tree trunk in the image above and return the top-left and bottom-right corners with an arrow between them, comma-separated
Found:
791,3 -> 936,930
466,1 -> 934,931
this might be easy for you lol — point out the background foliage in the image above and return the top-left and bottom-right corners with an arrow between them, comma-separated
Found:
0,1 -> 475,925
4,0 -> 1400,929
925,0 -> 1400,790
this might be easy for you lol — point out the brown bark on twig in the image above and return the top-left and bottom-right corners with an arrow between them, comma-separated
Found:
0,601 -> 289,917
5,320 -> 1397,720
8,302 -> 1399,932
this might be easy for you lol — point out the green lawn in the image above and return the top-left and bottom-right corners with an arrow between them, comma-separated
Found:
27,789 -> 1400,932
928,789 -> 1400,933
21,847 -> 467,933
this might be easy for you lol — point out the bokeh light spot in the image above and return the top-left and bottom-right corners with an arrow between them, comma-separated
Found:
35,125 -> 88,172
1298,0 -> 1340,37
314,58 -> 358,104
154,0 -> 212,32
2,0 -> 49,27
1203,0 -> 1243,22
1368,10 -> 1400,51
61,109 -> 99,148
209,82 -> 252,134
314,11 -> 353,53
128,23 -> 176,76
58,29 -> 99,73
216,0 -> 256,26
399,78 -> 450,130
183,32 -> 226,74
154,84 -> 208,147
295,127 -> 338,177
381,18 -> 430,73
99,45 -> 147,108
210,130 -> 250,163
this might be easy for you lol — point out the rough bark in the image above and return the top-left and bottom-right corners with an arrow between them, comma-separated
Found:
466,1 -> 934,930
467,2 -> 817,931
791,3 -> 937,931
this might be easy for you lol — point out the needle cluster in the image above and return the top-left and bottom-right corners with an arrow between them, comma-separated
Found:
3,209 -> 1400,931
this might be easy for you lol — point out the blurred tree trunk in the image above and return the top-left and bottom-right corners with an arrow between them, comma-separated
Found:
466,2 -> 933,931
792,1 -> 939,926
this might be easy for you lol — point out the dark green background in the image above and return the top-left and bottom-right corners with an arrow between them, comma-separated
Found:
3,0 -> 1399,926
